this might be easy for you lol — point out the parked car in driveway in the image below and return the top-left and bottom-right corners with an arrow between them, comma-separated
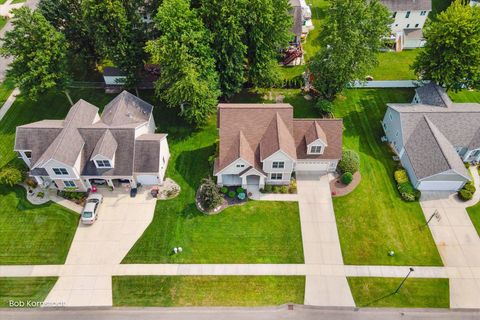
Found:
81,193 -> 103,225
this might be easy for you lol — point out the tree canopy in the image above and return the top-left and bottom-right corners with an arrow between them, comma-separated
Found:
146,0 -> 220,126
0,7 -> 71,102
413,0 -> 480,91
309,0 -> 392,101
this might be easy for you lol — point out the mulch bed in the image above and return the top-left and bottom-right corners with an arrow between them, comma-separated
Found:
330,172 -> 361,197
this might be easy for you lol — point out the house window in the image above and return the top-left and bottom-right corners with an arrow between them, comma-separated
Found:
24,151 -> 32,159
405,11 -> 410,18
415,24 -> 419,28
96,160 -> 111,168
63,180 -> 76,188
395,131 -> 399,137
383,122 -> 387,130
271,173 -> 282,180
389,113 -> 393,121
162,157 -> 166,165
420,11 -> 427,16
392,12 -> 397,18
406,24 -> 410,28
53,168 -> 68,175
236,164 -> 245,168
272,161 -> 285,169
310,146 -> 322,154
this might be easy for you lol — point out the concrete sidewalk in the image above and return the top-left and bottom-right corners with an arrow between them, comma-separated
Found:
296,172 -> 355,307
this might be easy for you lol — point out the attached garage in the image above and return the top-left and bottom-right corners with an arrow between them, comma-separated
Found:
221,174 -> 242,186
417,180 -> 466,191
295,160 -> 330,172
136,175 -> 160,185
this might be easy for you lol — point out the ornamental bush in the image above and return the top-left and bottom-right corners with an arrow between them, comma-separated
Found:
280,186 -> 288,194
220,186 -> 228,194
0,166 -> 24,187
401,192 -> 416,202
459,189 -> 473,201
236,187 -> 245,194
228,190 -> 236,198
394,169 -> 409,184
463,181 -> 476,194
200,177 -> 223,210
273,186 -> 281,193
338,149 -> 360,174
264,184 -> 273,193
341,172 -> 353,185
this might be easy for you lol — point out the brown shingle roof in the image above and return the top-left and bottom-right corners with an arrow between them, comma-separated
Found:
91,129 -> 118,160
215,104 -> 343,174
294,119 -> 343,160
101,91 -> 152,127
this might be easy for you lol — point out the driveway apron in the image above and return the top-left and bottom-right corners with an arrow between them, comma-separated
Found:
43,189 -> 157,307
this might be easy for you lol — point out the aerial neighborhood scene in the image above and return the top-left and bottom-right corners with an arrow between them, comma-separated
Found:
0,0 -> 479,319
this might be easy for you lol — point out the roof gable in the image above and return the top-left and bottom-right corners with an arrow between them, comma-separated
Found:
101,91 -> 153,127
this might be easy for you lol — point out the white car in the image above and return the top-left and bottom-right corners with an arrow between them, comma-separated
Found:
81,193 -> 103,225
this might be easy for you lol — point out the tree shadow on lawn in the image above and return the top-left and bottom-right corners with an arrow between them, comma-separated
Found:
174,144 -> 216,192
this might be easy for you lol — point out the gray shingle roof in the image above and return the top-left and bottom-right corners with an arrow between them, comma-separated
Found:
91,129 -> 118,160
101,91 -> 153,127
380,0 -> 432,11
415,83 -> 452,108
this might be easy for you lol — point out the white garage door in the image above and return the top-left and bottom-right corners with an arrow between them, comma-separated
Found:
417,180 -> 465,191
295,160 -> 329,172
222,174 -> 242,186
136,175 -> 160,185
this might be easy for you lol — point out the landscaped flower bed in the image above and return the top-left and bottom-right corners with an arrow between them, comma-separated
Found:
259,179 -> 297,194
394,168 -> 421,202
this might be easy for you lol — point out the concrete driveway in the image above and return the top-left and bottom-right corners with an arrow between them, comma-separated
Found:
296,172 -> 355,307
420,167 -> 480,308
44,189 -> 157,307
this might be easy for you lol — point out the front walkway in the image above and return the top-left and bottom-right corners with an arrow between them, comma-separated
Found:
296,172 -> 355,307
419,166 -> 480,308
43,189 -> 157,307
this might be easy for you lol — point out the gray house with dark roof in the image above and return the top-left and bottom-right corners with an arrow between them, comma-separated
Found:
15,91 -> 170,192
382,83 -> 480,191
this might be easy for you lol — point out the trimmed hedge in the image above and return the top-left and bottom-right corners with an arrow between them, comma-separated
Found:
338,149 -> 360,174
341,172 -> 353,185
394,168 -> 420,202
458,181 -> 476,201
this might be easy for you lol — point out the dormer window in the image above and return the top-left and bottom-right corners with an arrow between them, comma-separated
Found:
53,168 -> 68,175
310,146 -> 322,154
96,160 -> 111,168
24,151 -> 32,159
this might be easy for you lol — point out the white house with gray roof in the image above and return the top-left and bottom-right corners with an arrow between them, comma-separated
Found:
381,0 -> 431,51
382,83 -> 480,191
14,91 -> 170,192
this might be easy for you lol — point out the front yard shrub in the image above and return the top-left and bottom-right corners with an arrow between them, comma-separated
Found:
273,186 -> 281,193
228,191 -> 236,198
338,149 -> 360,174
315,99 -> 334,115
236,187 -> 245,194
0,166 -> 24,187
280,186 -> 288,194
401,192 -> 416,202
463,181 -> 476,194
341,172 -> 353,185
394,169 -> 409,184
459,189 -> 473,201
289,179 -> 297,193
25,177 -> 38,188
398,182 -> 414,194
237,192 -> 246,200
264,184 -> 273,193
58,191 -> 87,202
199,177 -> 223,211
220,186 -> 228,194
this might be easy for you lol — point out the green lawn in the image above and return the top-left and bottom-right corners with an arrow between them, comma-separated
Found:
348,277 -> 449,308
113,276 -> 305,307
0,79 -> 15,108
0,16 -> 7,31
466,201 -> 480,237
331,89 -> 442,266
0,277 -> 58,307
369,50 -> 418,80
0,186 -> 79,264
449,90 -> 480,103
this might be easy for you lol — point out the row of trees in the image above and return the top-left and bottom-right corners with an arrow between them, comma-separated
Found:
309,0 -> 479,104
0,0 -> 292,126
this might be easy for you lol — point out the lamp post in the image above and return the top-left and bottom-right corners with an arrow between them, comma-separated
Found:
395,267 -> 414,294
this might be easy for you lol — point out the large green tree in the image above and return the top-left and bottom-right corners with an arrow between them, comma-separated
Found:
146,0 -> 220,126
242,0 -> 292,87
413,0 -> 480,91
38,0 -> 97,60
82,0 -> 145,86
309,0 -> 391,101
0,8 -> 73,104
200,0 -> 246,99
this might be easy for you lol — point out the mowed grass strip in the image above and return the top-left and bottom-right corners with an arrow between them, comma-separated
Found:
331,89 -> 442,266
113,276 -> 305,307
348,277 -> 449,308
0,277 -> 58,307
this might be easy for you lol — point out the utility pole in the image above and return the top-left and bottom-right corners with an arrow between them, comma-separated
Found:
395,267 -> 414,294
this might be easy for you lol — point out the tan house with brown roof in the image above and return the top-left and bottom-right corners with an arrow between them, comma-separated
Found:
14,91 -> 170,192
214,104 -> 343,190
